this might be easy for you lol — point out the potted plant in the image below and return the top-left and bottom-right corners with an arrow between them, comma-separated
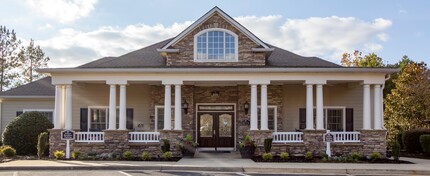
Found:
239,134 -> 256,158
178,133 -> 198,157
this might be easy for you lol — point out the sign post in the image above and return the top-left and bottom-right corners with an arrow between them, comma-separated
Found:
61,130 -> 75,159
324,130 -> 334,157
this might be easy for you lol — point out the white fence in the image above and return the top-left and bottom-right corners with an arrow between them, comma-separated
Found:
330,132 -> 360,142
272,132 -> 304,143
129,132 -> 160,143
75,132 -> 104,142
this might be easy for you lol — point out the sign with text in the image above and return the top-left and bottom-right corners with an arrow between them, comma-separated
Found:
325,133 -> 334,143
61,130 -> 75,140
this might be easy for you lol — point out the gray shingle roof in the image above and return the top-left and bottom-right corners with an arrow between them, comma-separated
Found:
0,77 -> 54,97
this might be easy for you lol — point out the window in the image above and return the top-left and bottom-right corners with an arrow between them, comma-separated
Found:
155,106 -> 175,131
194,28 -> 238,61
23,109 -> 54,122
311,107 -> 345,132
257,106 -> 277,131
88,107 -> 119,131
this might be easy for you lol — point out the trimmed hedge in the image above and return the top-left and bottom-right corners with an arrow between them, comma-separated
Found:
420,134 -> 430,155
2,112 -> 53,155
402,129 -> 430,153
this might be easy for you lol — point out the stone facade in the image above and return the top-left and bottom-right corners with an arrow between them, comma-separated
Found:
166,12 -> 266,67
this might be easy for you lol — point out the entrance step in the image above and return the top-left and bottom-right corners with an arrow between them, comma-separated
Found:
194,150 -> 241,159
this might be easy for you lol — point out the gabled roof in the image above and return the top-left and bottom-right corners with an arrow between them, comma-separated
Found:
161,6 -> 270,50
0,77 -> 54,98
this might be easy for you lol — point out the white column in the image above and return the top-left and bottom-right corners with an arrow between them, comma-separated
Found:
374,84 -> 382,130
118,85 -> 127,130
54,85 -> 63,129
64,85 -> 72,130
174,84 -> 182,130
61,86 -> 66,128
363,84 -> 371,130
316,84 -> 324,130
260,84 -> 268,130
108,85 -> 117,130
306,84 -> 314,130
164,84 -> 172,130
250,84 -> 258,130
380,85 -> 385,129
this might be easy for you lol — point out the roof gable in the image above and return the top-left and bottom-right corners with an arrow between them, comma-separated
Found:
161,6 -> 270,50
0,77 -> 54,97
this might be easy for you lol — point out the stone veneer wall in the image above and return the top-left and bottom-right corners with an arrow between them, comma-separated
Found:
166,13 -> 266,67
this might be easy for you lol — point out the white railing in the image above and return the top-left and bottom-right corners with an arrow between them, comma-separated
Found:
331,132 -> 360,142
129,132 -> 160,143
272,132 -> 304,143
75,132 -> 104,142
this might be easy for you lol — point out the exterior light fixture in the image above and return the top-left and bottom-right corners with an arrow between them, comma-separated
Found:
244,101 -> 249,115
182,100 -> 189,114
211,90 -> 220,97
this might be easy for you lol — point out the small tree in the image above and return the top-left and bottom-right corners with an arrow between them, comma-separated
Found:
37,132 -> 49,159
0,25 -> 21,91
17,39 -> 49,85
2,111 -> 53,155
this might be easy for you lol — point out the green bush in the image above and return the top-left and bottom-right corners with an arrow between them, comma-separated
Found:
161,139 -> 170,153
54,150 -> 65,160
37,132 -> 49,159
350,152 -> 362,161
262,153 -> 273,161
264,138 -> 273,153
162,151 -> 173,159
392,140 -> 401,161
122,151 -> 132,160
141,152 -> 150,161
2,146 -> 16,158
402,129 -> 430,153
279,152 -> 289,160
396,132 -> 404,150
304,151 -> 313,160
71,151 -> 81,159
420,134 -> 430,156
370,152 -> 382,161
2,111 -> 53,155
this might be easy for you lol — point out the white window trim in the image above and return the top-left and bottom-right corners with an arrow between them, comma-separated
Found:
313,106 -> 346,132
257,105 -> 278,132
87,106 -> 120,132
23,109 -> 54,113
193,28 -> 239,62
154,105 -> 175,132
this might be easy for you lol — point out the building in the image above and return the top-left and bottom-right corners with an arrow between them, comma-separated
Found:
1,7 -> 397,157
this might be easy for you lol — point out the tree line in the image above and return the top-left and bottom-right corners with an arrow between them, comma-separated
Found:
0,25 -> 49,92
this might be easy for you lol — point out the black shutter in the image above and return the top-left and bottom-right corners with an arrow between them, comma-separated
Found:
126,108 -> 134,130
80,108 -> 88,131
346,108 -> 354,131
16,111 -> 23,116
299,108 -> 306,129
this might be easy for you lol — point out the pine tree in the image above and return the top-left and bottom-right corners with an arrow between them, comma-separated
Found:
0,26 -> 21,91
17,39 -> 49,85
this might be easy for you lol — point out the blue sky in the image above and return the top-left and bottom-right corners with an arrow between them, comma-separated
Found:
1,0 -> 429,67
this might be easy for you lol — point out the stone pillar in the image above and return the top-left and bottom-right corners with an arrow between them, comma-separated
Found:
48,129 -> 65,158
316,84 -> 324,130
306,84 -> 314,130
363,84 -> 371,130
374,84 -> 382,130
260,84 -> 269,130
248,130 -> 273,155
174,84 -> 182,130
164,84 -> 172,130
159,130 -> 184,157
54,85 -> 63,129
250,84 -> 258,130
359,130 -> 387,157
64,85 -> 72,130
104,130 -> 130,154
303,130 -> 326,156
108,84 -> 117,130
118,85 -> 127,130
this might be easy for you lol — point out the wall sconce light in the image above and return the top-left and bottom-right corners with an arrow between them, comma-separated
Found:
244,101 -> 249,115
211,90 -> 220,97
182,100 -> 189,114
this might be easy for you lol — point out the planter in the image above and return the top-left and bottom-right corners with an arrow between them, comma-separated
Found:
239,146 -> 255,158
181,144 -> 196,158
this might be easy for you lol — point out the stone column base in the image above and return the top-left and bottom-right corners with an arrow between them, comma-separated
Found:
159,130 -> 184,157
247,130 -> 273,155
48,129 -> 65,158
359,129 -> 387,157
303,130 -> 326,156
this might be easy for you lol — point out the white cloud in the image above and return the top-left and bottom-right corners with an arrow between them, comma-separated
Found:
26,0 -> 98,23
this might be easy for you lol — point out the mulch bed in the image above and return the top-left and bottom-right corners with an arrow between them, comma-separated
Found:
252,156 -> 412,164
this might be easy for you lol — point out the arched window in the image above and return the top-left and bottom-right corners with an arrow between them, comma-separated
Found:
194,28 -> 238,62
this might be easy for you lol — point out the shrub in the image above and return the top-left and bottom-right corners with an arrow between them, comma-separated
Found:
162,151 -> 173,159
54,150 -> 65,160
37,132 -> 49,159
264,138 -> 273,153
420,134 -> 430,156
2,111 -> 53,155
71,151 -> 81,159
396,132 -> 404,150
304,151 -> 313,160
262,153 -> 273,161
370,152 -> 382,161
279,152 -> 289,160
2,146 -> 16,158
350,152 -> 362,161
141,152 -> 150,161
402,129 -> 430,153
392,140 -> 401,161
122,151 -> 132,160
161,139 -> 170,153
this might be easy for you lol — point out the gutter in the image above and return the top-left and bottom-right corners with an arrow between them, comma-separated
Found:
0,96 -> 55,99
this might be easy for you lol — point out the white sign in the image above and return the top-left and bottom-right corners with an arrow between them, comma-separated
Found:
61,130 -> 75,140
325,130 -> 332,157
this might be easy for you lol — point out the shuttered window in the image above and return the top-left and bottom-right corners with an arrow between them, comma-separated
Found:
155,106 -> 175,131
299,107 -> 354,131
80,107 -> 133,132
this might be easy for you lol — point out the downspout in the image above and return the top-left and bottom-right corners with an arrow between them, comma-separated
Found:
381,74 -> 391,130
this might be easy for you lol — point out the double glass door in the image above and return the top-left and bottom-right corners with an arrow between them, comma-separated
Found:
197,112 -> 234,149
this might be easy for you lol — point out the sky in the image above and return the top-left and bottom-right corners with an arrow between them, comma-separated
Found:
1,0 -> 429,68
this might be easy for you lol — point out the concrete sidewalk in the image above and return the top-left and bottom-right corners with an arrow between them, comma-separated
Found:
0,155 -> 429,175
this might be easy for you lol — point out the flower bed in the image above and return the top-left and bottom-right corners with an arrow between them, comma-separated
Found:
252,156 -> 412,164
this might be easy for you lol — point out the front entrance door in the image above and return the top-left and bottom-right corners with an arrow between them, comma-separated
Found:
198,112 -> 234,149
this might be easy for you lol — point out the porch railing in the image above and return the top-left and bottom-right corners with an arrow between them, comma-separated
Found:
75,132 -> 104,142
129,132 -> 160,143
272,132 -> 304,143
331,131 -> 360,142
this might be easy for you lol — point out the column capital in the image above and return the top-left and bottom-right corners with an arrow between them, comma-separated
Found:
305,80 -> 327,85
249,80 -> 270,85
106,80 -> 128,85
162,80 -> 183,85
